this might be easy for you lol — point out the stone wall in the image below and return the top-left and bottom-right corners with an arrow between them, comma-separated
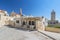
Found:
36,20 -> 45,31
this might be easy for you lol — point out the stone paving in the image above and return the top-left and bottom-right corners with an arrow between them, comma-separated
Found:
0,26 -> 52,40
39,30 -> 60,40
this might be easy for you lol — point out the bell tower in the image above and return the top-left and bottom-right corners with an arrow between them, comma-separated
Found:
51,9 -> 55,21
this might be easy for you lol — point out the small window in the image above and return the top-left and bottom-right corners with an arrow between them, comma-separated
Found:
16,20 -> 19,23
29,21 -> 31,25
23,21 -> 25,25
32,21 -> 35,25
53,22 -> 55,24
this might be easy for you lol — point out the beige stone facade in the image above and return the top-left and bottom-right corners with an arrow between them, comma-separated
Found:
0,9 -> 48,31
9,16 -> 48,31
0,10 -> 9,26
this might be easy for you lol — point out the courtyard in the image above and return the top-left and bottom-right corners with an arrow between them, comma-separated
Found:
0,26 -> 60,40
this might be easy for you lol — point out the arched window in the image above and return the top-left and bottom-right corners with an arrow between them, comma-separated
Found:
32,21 -> 35,25
29,21 -> 31,25
29,21 -> 35,25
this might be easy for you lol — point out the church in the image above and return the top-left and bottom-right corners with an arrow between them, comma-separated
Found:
0,8 -> 48,31
48,10 -> 59,26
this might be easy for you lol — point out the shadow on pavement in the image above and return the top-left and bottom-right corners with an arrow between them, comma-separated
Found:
4,25 -> 36,32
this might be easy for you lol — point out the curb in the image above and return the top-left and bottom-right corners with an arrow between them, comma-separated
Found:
38,31 -> 56,40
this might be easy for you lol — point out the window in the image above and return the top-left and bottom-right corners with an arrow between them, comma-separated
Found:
23,21 -> 25,25
32,21 -> 35,25
29,21 -> 31,25
29,21 -> 35,25
16,20 -> 19,23
50,22 -> 52,24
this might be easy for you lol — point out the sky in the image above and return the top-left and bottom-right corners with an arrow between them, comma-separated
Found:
0,0 -> 60,21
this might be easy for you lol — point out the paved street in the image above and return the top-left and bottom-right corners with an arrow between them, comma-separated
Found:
0,26 -> 53,40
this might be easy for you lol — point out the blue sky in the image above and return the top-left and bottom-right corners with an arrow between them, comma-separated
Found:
0,0 -> 60,21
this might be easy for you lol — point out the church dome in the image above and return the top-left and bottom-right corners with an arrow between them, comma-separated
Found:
10,10 -> 16,17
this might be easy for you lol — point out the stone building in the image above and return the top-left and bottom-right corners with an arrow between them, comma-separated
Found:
48,10 -> 59,25
0,10 -> 10,26
51,10 -> 55,21
0,9 -> 48,31
9,9 -> 48,31
10,10 -> 17,17
9,16 -> 48,31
